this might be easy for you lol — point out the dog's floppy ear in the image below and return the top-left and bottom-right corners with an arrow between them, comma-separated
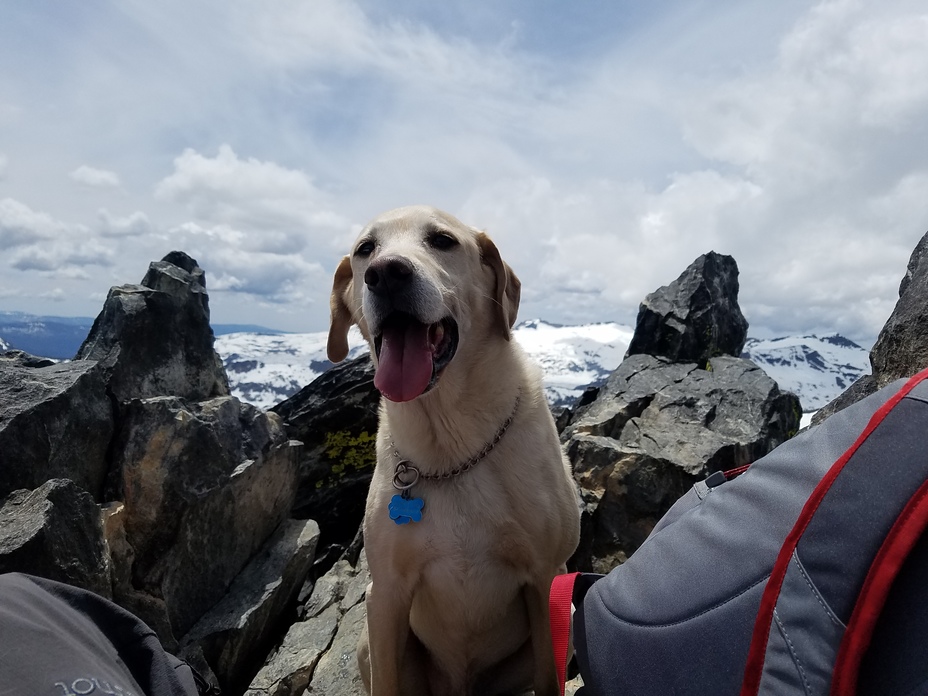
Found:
476,232 -> 521,340
327,255 -> 354,362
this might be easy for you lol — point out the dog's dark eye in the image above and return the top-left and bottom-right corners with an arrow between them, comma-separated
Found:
428,232 -> 458,251
355,240 -> 375,257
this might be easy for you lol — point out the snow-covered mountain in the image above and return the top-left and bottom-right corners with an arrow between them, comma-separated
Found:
217,330 -> 369,409
513,319 -> 634,406
215,320 -> 633,410
0,310 -> 869,415
216,320 -> 871,414
740,334 -> 870,411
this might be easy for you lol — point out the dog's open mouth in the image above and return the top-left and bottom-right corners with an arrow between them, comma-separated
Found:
372,312 -> 459,402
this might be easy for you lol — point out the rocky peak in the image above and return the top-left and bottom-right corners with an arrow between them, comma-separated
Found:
76,251 -> 229,403
871,230 -> 928,388
814,229 -> 928,423
626,251 -> 748,365
1,251 -> 305,693
563,251 -> 797,572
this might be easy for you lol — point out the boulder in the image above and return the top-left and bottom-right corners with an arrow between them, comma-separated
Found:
182,519 -> 321,693
626,251 -> 748,365
565,354 -> 800,572
869,231 -> 928,387
246,604 -> 341,696
0,354 -> 113,500
249,552 -> 370,696
564,252 -> 799,573
272,355 -> 379,557
76,251 -> 229,403
0,479 -> 110,597
111,395 -> 301,638
304,602 -> 367,696
814,230 -> 928,424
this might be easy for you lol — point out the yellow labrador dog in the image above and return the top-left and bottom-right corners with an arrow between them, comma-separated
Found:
326,205 -> 580,696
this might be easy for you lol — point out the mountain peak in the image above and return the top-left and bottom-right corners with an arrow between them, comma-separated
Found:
741,334 -> 869,410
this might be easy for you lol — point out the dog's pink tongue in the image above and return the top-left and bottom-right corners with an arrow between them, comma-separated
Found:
374,321 -> 433,402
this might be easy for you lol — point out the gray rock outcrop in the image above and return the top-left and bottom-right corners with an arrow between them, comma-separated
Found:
248,552 -> 369,696
0,479 -> 110,597
563,253 -> 800,572
272,355 -> 379,562
77,250 -> 229,403
814,230 -> 928,424
625,251 -> 748,365
0,355 -> 113,500
183,519 -> 321,694
0,252 -> 316,694
112,395 -> 301,639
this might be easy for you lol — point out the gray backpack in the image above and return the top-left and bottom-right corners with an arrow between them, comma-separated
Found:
551,368 -> 928,696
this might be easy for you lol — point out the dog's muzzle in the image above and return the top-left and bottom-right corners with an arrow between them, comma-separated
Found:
364,256 -> 458,402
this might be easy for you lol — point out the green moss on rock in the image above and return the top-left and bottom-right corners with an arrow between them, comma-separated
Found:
321,430 -> 376,484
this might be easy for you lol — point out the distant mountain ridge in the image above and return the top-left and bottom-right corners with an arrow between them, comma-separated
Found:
0,311 -> 283,359
740,334 -> 870,411
214,320 -> 871,413
0,312 -> 871,413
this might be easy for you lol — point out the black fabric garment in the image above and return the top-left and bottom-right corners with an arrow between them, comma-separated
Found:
0,573 -> 201,696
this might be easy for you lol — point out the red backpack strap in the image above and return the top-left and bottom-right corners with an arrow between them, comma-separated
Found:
550,572 -> 581,696
830,478 -> 928,696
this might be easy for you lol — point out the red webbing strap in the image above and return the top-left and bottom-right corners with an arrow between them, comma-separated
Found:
740,367 -> 928,696
724,463 -> 751,480
830,478 -> 928,696
550,572 -> 580,696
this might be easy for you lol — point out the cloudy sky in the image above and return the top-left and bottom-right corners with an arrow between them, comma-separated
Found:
1,0 -> 926,345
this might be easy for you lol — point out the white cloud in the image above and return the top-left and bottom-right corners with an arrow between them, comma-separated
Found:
38,288 -> 67,302
10,241 -> 115,274
70,165 -> 121,188
236,0 -> 530,94
1,0 -> 926,339
156,145 -> 348,253
167,221 -> 326,302
0,198 -> 116,274
97,209 -> 152,238
452,0 -> 928,343
683,0 -> 928,189
461,172 -> 767,327
0,198 -> 58,249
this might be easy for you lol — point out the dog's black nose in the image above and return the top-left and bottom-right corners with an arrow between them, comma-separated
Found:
365,256 -> 414,296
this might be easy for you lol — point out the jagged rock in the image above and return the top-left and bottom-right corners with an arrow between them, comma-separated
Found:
563,252 -> 797,572
0,479 -> 110,597
272,355 -> 379,555
814,230 -> 928,425
102,500 -> 181,652
871,231 -> 928,388
250,553 -> 369,696
182,519 -> 321,693
626,252 -> 748,365
0,355 -> 113,500
246,605 -> 340,696
1,350 -> 56,368
304,602 -> 367,696
566,350 -> 799,571
76,251 -> 229,403
111,395 -> 301,639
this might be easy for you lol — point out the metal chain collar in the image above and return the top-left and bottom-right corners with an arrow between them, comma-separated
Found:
391,392 -> 521,491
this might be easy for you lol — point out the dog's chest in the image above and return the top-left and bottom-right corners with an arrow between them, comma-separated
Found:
396,477 -> 541,578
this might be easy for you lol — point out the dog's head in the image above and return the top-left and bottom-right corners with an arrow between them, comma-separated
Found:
327,205 -> 521,403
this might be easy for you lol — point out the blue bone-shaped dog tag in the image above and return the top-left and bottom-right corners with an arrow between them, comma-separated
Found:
389,494 -> 424,525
